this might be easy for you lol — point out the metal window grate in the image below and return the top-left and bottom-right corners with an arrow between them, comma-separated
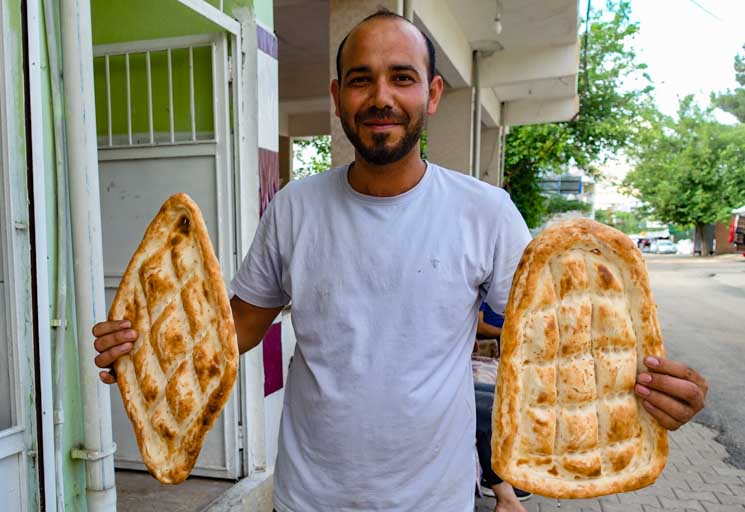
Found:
93,35 -> 220,148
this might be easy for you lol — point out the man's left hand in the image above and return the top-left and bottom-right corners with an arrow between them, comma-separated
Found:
634,356 -> 708,431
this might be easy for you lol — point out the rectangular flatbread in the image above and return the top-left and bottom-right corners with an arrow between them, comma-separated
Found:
109,193 -> 238,484
492,218 -> 667,498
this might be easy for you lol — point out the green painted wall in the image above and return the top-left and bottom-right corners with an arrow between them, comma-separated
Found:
38,2 -> 89,510
254,0 -> 273,29
91,0 -> 254,44
90,0 -> 255,138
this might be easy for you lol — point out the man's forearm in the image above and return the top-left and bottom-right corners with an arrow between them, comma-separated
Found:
477,322 -> 502,339
230,297 -> 284,354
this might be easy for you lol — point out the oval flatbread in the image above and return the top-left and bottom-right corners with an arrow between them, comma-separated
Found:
492,218 -> 667,498
109,193 -> 238,484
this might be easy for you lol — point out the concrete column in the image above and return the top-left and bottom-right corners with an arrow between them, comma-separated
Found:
426,87 -> 473,174
329,0 -> 404,167
479,126 -> 501,186
279,135 -> 291,187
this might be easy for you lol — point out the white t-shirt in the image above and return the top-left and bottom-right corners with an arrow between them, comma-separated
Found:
230,162 -> 531,512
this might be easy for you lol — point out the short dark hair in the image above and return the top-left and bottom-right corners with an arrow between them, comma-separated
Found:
335,9 -> 437,85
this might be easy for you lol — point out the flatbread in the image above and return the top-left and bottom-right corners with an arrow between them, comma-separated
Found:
492,218 -> 667,498
109,193 -> 238,484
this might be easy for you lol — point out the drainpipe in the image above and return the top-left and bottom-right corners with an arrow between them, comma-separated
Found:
471,51 -> 482,180
497,125 -> 509,188
42,0 -> 73,509
60,0 -> 117,510
403,0 -> 414,21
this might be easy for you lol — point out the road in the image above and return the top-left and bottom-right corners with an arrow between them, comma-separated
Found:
645,253 -> 745,469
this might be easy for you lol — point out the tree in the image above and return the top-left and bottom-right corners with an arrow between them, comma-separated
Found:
292,132 -> 428,179
293,135 -> 331,180
503,0 -> 655,227
623,96 -> 745,254
594,207 -> 651,234
545,195 -> 592,216
711,44 -> 745,123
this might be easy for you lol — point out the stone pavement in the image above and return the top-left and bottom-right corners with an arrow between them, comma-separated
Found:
477,421 -> 745,512
116,420 -> 744,511
116,469 -> 232,511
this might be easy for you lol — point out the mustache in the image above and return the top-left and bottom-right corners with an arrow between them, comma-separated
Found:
355,107 -> 409,124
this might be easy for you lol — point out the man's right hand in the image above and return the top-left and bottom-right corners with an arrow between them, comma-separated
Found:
93,320 -> 137,384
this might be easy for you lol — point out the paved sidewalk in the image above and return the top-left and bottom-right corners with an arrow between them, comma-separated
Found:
477,421 -> 745,512
116,469 -> 232,511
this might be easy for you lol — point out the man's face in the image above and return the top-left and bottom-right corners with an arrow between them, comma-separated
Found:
331,18 -> 442,166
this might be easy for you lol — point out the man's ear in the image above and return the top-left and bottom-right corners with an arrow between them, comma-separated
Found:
330,79 -> 341,118
426,75 -> 444,116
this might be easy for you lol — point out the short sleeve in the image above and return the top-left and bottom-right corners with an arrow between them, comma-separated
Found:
229,198 -> 291,308
480,192 -> 532,315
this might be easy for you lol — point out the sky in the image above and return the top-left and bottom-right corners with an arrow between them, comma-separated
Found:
583,0 -> 744,210
581,0 -> 744,122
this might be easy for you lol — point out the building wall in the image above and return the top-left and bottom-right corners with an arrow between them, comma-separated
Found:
87,0 -> 293,480
714,221 -> 738,255
10,0 -> 287,509
254,0 -> 274,28
90,1 -> 256,139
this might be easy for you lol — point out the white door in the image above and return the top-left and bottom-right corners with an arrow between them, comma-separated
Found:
0,2 -> 40,506
95,33 -> 242,479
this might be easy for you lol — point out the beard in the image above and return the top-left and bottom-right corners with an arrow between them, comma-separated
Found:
340,104 -> 426,165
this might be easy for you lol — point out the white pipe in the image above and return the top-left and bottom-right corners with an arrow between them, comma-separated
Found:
41,0 -> 72,509
168,49 -> 175,143
60,0 -> 117,510
497,125 -> 508,188
146,52 -> 154,144
145,52 -> 155,144
471,51 -> 482,179
26,1 -> 58,509
403,0 -> 413,20
189,46 -> 196,141
105,56 -> 112,147
125,53 -> 132,145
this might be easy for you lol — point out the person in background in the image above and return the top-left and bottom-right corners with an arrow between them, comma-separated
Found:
475,301 -> 504,357
473,303 -> 531,511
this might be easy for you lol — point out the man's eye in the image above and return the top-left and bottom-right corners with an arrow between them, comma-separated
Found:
348,77 -> 370,85
394,75 -> 415,83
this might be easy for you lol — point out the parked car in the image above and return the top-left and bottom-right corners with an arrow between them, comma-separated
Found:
654,240 -> 677,254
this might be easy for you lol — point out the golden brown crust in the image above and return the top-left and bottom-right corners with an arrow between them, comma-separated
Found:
109,193 -> 238,484
492,218 -> 668,499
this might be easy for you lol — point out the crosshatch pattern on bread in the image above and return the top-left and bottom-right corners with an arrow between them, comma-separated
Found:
492,219 -> 668,499
109,193 -> 238,484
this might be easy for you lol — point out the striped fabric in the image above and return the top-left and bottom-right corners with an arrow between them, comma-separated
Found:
259,148 -> 279,217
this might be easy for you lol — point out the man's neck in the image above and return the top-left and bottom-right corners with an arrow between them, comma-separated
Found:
347,147 -> 426,197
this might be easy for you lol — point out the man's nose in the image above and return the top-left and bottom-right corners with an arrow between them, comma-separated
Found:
370,78 -> 394,109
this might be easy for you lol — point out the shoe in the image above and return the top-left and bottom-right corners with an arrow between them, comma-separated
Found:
479,484 -> 495,497
513,488 -> 532,501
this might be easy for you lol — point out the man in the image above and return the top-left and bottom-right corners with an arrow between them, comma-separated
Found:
93,10 -> 708,512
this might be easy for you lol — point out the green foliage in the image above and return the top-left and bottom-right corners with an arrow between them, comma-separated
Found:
504,1 -> 654,228
711,44 -> 745,123
420,130 -> 428,160
594,207 -> 650,234
293,135 -> 331,180
624,96 -> 745,228
545,195 -> 592,215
